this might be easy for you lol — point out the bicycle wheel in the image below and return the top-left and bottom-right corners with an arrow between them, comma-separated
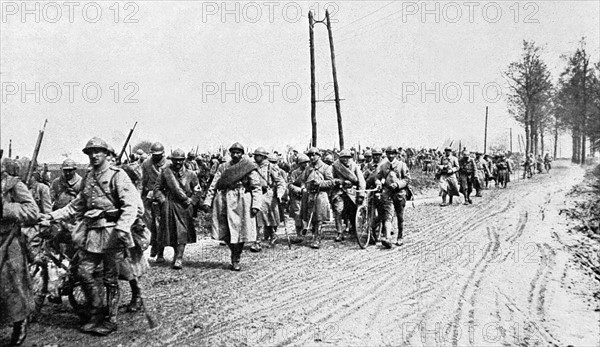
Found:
355,204 -> 372,249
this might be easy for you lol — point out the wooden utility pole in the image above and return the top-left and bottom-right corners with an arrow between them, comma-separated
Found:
325,9 -> 344,150
308,11 -> 317,147
509,128 -> 513,153
8,139 -> 12,158
483,106 -> 488,154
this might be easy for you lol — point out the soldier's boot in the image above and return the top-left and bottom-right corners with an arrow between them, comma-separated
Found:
475,189 -> 482,197
250,228 -> 263,252
310,223 -> 321,249
270,227 -> 279,245
80,285 -> 104,333
150,245 -> 158,258
172,245 -> 185,270
334,216 -> 344,242
381,220 -> 393,249
126,279 -> 143,312
231,243 -> 243,271
10,318 -> 28,346
448,196 -> 454,205
91,286 -> 119,336
155,247 -> 165,263
396,222 -> 404,246
291,226 -> 304,244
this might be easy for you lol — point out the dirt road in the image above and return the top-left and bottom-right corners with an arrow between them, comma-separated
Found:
10,161 -> 600,346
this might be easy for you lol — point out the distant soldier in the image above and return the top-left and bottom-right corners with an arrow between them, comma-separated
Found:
251,148 -> 286,251
1,157 -> 39,346
496,154 -> 512,188
363,148 -> 383,181
202,143 -> 261,271
458,151 -> 476,204
543,152 -> 552,172
43,137 -> 141,336
523,153 -> 534,179
437,147 -> 460,206
473,152 -> 489,197
376,147 -> 411,247
300,147 -> 334,249
122,153 -> 143,192
287,154 -> 310,243
51,159 -> 83,210
184,151 -> 199,173
364,150 -> 373,166
154,149 -> 201,269
141,142 -> 169,261
323,152 -> 334,166
330,149 -> 365,242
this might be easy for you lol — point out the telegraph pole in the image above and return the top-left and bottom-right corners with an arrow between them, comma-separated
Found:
309,11 -> 317,147
483,106 -> 488,154
8,139 -> 12,158
325,9 -> 344,150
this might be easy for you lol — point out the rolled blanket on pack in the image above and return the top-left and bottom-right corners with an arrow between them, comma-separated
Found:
332,160 -> 358,184
216,158 -> 258,190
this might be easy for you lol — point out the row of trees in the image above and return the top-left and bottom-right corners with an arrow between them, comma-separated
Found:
505,39 -> 600,164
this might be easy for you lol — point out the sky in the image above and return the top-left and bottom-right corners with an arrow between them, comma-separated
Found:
1,0 -> 599,163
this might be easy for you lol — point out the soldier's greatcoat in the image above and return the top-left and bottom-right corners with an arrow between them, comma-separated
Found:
1,175 -> 39,324
255,161 -> 286,227
204,159 -> 262,243
298,160 -> 334,223
154,165 -> 200,246
438,155 -> 460,197
50,173 -> 83,210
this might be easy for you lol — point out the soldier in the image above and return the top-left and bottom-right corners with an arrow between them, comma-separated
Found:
141,142 -> 169,261
458,151 -> 476,204
154,149 -> 201,269
1,157 -> 39,346
330,150 -> 365,242
357,154 -> 366,171
42,137 -> 141,336
184,151 -> 199,173
437,147 -> 460,206
51,159 -> 83,211
28,171 -> 52,214
323,152 -> 334,166
122,153 -> 143,192
202,143 -> 261,271
364,150 -> 373,166
474,152 -> 489,197
287,154 -> 310,244
376,147 -> 411,248
250,148 -> 285,251
363,148 -> 383,181
496,154 -> 512,188
300,147 -> 334,249
543,152 -> 552,172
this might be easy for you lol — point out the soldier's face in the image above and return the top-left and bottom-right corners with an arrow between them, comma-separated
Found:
63,169 -> 75,180
308,154 -> 320,164
373,154 -> 382,163
88,148 -> 108,167
152,153 -> 164,163
254,154 -> 266,165
172,159 -> 184,170
387,153 -> 396,161
340,157 -> 350,166
230,150 -> 243,163
445,151 -> 452,157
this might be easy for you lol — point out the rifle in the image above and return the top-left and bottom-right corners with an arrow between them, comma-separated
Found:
117,121 -> 138,164
25,119 -> 48,184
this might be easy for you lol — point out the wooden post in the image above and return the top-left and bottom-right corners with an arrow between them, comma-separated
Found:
509,128 -> 513,153
484,106 -> 488,154
325,10 -> 344,150
309,11 -> 317,147
8,139 -> 12,158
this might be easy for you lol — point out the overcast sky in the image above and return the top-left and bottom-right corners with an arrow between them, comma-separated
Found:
1,0 -> 599,163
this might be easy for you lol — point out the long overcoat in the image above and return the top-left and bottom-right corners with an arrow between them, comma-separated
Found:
204,160 -> 262,243
255,161 -> 286,227
299,160 -> 334,223
1,175 -> 38,324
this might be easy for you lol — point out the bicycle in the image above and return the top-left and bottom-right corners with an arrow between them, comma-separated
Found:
27,221 -> 90,321
354,188 -> 382,249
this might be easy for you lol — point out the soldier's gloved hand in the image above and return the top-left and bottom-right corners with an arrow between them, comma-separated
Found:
251,207 -> 260,217
355,196 -> 364,206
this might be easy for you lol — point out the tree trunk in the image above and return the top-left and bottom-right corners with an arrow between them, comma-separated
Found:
525,113 -> 531,154
553,124 -> 558,160
540,129 -> 544,155
581,134 -> 586,164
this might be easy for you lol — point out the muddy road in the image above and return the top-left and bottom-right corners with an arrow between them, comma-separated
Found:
8,161 -> 600,346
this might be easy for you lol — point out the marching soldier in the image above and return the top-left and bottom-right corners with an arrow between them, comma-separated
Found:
287,154 -> 310,244
496,153 -> 512,188
42,137 -> 141,336
458,151 -> 476,204
300,147 -> 334,249
251,148 -> 286,252
184,151 -> 199,173
202,143 -> 261,271
28,171 -> 52,214
437,147 -> 460,206
1,157 -> 39,346
141,142 -> 169,261
363,148 -> 383,180
154,149 -> 201,269
323,153 -> 334,166
330,149 -> 365,242
474,152 -> 489,197
376,147 -> 411,248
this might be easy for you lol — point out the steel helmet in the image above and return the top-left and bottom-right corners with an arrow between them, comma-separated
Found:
267,153 -> 278,163
253,147 -> 268,157
306,147 -> 321,156
82,137 -> 111,155
136,149 -> 145,156
61,158 -> 77,170
296,154 -> 310,165
339,149 -> 352,158
372,148 -> 383,155
169,148 -> 186,160
385,146 -> 397,154
229,142 -> 245,154
364,150 -> 372,157
150,142 -> 165,155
